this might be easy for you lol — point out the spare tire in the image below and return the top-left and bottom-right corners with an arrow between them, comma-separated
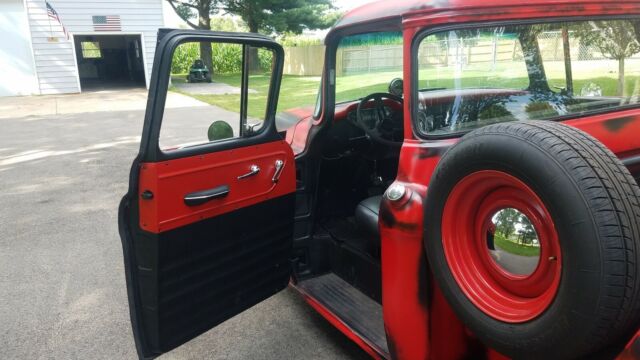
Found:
424,121 -> 640,359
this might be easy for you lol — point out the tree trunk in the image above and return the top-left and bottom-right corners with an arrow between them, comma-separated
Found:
198,6 -> 214,76
247,21 -> 262,73
199,42 -> 213,76
618,56 -> 625,96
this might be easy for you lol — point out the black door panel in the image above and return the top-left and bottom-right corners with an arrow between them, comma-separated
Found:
131,194 -> 294,355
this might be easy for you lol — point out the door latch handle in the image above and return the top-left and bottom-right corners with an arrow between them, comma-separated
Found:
237,165 -> 260,180
272,160 -> 285,183
184,185 -> 230,206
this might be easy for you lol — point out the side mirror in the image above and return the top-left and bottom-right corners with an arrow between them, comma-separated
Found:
208,121 -> 234,141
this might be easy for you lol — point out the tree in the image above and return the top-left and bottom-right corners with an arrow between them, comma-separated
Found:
222,0 -> 337,34
494,208 -> 520,240
517,215 -> 537,246
577,20 -> 640,96
166,0 -> 339,72
166,0 -> 216,73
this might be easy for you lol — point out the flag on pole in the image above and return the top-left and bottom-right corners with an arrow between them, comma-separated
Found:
46,1 -> 69,40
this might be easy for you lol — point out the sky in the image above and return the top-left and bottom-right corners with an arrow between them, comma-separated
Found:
162,0 -> 378,35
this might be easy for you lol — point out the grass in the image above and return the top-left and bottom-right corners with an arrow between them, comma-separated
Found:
169,59 -> 640,119
494,233 -> 541,257
171,73 -> 320,119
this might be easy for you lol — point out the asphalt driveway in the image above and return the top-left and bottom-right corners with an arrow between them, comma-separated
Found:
0,89 -> 369,360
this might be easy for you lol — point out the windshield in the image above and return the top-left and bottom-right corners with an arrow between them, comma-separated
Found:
335,31 -> 403,103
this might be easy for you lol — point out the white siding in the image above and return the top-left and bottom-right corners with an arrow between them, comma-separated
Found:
24,0 -> 163,94
0,0 -> 40,96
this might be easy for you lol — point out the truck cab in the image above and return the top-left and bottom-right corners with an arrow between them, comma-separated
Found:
119,1 -> 640,359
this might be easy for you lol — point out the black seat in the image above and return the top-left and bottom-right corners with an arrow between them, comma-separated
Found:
355,195 -> 382,238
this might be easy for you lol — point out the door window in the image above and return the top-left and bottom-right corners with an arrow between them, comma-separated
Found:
160,41 -> 276,151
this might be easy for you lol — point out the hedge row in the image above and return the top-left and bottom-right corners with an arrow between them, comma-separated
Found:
171,42 -> 273,74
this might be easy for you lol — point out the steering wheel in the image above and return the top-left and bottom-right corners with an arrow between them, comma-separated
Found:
355,93 -> 404,147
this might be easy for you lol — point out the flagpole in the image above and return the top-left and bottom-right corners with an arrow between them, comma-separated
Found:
46,2 -> 54,39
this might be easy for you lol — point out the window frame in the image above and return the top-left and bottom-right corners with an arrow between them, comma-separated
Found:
410,15 -> 640,140
81,41 -> 102,59
140,31 -> 284,163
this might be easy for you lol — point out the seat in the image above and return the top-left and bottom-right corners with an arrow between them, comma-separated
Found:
355,195 -> 382,238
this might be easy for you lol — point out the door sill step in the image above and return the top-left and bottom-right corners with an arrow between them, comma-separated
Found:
295,273 -> 389,356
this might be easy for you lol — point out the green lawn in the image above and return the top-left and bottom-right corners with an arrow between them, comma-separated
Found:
170,60 -> 639,119
171,73 -> 320,119
494,233 -> 541,257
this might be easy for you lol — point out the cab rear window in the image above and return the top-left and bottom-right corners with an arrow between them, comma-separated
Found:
415,19 -> 640,136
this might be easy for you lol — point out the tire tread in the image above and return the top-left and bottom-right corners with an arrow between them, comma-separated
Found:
471,121 -> 640,354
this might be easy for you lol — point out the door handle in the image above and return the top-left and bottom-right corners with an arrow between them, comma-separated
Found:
184,185 -> 230,206
272,160 -> 285,183
237,165 -> 260,180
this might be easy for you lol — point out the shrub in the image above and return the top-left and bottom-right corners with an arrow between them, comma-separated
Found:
171,42 -> 274,75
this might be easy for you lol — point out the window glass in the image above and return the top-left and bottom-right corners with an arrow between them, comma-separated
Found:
81,41 -> 101,59
416,19 -> 640,136
246,47 -> 274,133
336,31 -> 403,103
160,41 -> 275,151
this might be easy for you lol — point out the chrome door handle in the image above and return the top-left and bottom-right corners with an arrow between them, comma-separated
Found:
272,160 -> 285,183
184,185 -> 230,206
237,165 -> 260,180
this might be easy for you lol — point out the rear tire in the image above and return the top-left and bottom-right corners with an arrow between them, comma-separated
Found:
424,121 -> 640,359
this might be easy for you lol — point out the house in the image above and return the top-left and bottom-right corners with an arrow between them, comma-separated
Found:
0,0 -> 165,97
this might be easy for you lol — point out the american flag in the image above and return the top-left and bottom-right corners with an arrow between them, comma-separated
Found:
46,1 -> 69,40
93,15 -> 121,31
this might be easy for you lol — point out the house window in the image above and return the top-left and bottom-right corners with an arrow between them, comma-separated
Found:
81,41 -> 102,59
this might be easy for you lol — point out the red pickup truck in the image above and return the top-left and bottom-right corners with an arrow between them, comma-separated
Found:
119,0 -> 640,358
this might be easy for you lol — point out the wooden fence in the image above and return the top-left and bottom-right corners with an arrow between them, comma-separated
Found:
283,45 -> 325,76
283,32 -> 640,77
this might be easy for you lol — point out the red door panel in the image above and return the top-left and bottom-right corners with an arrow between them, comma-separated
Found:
138,140 -> 296,233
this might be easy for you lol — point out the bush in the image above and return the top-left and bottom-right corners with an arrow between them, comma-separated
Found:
171,42 -> 274,75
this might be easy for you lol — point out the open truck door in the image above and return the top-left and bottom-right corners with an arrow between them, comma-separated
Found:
118,30 -> 295,359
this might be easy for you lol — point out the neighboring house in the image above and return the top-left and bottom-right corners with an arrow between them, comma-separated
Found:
0,0 -> 164,96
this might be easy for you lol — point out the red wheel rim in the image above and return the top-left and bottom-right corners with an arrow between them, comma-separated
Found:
441,170 -> 562,323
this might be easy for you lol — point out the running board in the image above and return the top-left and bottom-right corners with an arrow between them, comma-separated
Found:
295,273 -> 389,357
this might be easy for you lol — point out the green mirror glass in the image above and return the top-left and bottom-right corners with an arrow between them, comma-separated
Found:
207,120 -> 234,141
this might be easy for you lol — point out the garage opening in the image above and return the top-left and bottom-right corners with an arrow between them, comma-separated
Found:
74,35 -> 145,91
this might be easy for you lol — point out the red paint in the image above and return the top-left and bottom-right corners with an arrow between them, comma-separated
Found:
442,171 -> 561,322
403,26 -> 418,140
403,1 -> 640,28
379,184 -> 430,360
138,140 -> 295,233
284,111 -> 313,155
429,285 -> 477,360
291,282 -> 386,360
618,330 -> 640,360
564,111 -> 640,157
